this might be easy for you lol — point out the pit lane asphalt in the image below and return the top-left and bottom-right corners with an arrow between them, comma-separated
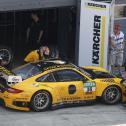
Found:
0,103 -> 126,126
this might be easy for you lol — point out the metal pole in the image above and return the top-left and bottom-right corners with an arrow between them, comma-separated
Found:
75,0 -> 81,65
13,11 -> 16,51
110,0 -> 115,33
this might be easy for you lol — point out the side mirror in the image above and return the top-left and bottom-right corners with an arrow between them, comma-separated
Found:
82,78 -> 89,83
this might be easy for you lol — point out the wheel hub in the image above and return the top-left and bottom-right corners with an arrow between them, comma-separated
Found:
105,86 -> 120,103
33,92 -> 49,109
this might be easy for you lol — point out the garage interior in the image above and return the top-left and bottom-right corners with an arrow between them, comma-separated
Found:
0,0 -> 78,68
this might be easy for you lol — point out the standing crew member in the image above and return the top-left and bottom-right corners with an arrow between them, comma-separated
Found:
26,12 -> 44,50
110,24 -> 124,66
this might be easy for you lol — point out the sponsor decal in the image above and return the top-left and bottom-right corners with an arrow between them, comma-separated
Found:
44,64 -> 75,71
92,15 -> 106,67
84,96 -> 94,99
15,98 -> 28,100
57,97 -> 81,102
92,15 -> 101,65
62,97 -> 81,101
84,82 -> 96,92
0,66 -> 13,76
8,76 -> 22,83
86,2 -> 106,9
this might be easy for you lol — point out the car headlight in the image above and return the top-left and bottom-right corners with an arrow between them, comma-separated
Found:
121,79 -> 126,86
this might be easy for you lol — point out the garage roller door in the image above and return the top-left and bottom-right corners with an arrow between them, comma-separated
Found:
0,0 -> 76,11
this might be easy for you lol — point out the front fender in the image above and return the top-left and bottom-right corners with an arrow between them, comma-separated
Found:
96,82 -> 122,97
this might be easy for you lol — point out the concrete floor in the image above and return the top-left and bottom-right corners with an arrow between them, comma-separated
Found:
1,103 -> 126,126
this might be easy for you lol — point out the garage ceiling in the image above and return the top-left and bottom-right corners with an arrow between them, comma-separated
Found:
0,0 -> 76,11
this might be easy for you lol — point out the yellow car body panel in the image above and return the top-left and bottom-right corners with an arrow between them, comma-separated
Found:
94,79 -> 122,96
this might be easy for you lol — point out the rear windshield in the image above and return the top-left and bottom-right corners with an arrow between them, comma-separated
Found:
12,64 -> 42,80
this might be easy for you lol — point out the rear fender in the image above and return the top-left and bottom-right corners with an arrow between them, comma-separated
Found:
29,85 -> 63,104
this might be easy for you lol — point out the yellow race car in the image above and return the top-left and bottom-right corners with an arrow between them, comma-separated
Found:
0,59 -> 125,112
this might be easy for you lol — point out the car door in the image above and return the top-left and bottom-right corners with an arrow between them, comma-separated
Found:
36,72 -> 66,104
52,69 -> 87,103
36,68 -> 96,104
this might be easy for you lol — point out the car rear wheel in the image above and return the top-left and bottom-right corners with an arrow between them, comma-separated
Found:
102,86 -> 121,104
30,91 -> 51,112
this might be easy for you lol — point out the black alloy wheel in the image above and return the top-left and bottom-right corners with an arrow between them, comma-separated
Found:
30,91 -> 51,112
102,86 -> 121,104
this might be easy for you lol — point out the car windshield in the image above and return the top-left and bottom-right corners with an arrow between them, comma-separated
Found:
79,67 -> 115,79
12,63 -> 42,80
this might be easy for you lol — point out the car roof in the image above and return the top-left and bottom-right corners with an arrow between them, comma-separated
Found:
31,59 -> 76,71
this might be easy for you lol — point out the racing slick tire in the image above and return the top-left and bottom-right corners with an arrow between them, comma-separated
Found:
0,46 -> 13,66
102,86 -> 121,105
30,90 -> 52,112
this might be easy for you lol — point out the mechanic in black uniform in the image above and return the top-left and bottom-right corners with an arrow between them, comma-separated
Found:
26,12 -> 45,50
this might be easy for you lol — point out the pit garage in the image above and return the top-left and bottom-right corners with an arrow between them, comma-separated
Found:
0,0 -> 79,67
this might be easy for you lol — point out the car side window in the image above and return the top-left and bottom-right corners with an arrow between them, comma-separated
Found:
53,69 -> 88,82
36,73 -> 55,82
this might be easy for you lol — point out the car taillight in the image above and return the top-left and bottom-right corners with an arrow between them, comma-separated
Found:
7,88 -> 23,93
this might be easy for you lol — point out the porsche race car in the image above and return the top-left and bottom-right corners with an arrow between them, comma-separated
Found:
0,59 -> 126,111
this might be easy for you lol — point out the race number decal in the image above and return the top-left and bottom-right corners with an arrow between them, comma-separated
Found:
84,82 -> 96,92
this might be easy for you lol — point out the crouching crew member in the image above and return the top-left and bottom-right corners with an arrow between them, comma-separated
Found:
24,46 -> 50,63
